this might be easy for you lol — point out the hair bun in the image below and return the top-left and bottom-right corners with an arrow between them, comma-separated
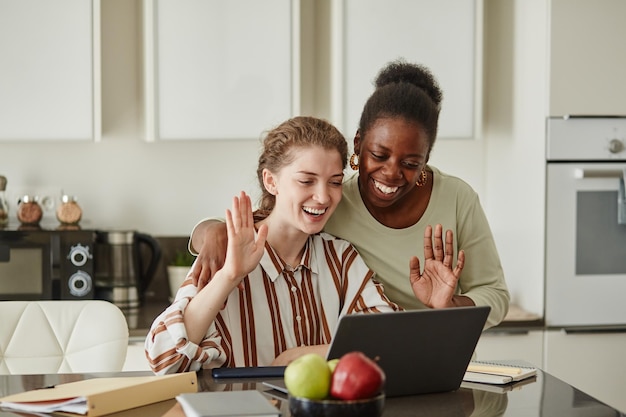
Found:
374,59 -> 443,107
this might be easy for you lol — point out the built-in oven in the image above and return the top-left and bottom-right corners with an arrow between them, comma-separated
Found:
546,116 -> 626,327
0,226 -> 95,300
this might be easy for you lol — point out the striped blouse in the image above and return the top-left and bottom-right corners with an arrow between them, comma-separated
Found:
145,232 -> 401,374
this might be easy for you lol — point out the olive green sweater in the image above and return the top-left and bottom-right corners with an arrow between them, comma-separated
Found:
324,167 -> 510,329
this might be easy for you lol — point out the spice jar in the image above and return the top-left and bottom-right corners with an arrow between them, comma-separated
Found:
0,176 -> 8,226
56,195 -> 82,225
17,195 -> 43,225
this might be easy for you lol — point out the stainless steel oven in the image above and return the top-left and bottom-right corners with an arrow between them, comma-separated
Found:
546,116 -> 626,327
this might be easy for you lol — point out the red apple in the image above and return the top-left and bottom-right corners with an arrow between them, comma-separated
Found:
330,351 -> 385,400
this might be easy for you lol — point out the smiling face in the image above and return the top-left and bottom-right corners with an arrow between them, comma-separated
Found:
263,145 -> 344,237
355,117 -> 429,211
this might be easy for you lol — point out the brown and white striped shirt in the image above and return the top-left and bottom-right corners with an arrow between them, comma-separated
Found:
145,232 -> 401,374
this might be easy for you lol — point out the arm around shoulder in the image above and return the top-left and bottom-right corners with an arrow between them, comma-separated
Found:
188,217 -> 228,288
188,217 -> 226,255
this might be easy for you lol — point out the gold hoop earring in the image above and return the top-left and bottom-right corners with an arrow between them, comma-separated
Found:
415,169 -> 427,187
349,153 -> 359,170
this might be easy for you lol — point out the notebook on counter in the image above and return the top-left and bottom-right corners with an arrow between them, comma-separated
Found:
461,375 -> 538,394
463,360 -> 538,385
263,306 -> 491,398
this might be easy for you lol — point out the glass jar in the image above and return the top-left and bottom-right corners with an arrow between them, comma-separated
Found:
56,195 -> 82,225
17,195 -> 43,225
0,175 -> 8,227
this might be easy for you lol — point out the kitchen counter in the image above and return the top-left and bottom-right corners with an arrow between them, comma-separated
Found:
488,304 -> 544,331
0,366 -> 623,416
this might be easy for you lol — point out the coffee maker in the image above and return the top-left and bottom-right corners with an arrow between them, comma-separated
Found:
94,231 -> 161,317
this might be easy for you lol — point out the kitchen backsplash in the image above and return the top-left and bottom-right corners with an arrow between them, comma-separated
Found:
144,236 -> 191,302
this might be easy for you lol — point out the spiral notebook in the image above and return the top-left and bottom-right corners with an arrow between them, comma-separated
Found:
461,375 -> 538,394
463,360 -> 537,385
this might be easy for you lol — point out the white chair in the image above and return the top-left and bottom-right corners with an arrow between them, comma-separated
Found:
0,300 -> 129,375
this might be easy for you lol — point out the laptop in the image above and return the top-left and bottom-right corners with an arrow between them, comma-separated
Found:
263,305 -> 490,397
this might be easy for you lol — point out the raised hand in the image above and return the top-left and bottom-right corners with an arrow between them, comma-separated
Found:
219,191 -> 268,287
409,224 -> 465,308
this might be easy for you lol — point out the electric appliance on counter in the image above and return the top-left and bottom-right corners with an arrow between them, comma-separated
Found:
93,230 -> 161,314
0,224 -> 95,300
546,116 -> 626,327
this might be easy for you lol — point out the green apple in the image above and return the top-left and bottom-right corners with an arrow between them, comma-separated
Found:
327,358 -> 340,373
284,353 -> 331,400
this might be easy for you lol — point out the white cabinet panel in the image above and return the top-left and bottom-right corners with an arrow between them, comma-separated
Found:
475,330 -> 544,368
145,0 -> 298,141
549,0 -> 626,116
544,329 -> 626,413
0,0 -> 98,141
332,0 -> 481,139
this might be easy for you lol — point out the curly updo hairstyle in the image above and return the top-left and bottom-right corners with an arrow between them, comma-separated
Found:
254,116 -> 348,221
358,59 -> 443,155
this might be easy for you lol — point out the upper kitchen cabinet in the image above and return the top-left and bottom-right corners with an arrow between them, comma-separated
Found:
144,0 -> 299,141
0,0 -> 100,141
330,0 -> 482,139
549,0 -> 626,116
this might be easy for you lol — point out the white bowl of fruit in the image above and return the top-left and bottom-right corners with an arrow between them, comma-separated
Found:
285,351 -> 385,417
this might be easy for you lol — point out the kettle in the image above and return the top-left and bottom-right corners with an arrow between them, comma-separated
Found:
94,230 -> 162,312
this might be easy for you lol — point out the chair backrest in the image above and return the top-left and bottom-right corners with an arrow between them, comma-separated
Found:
0,300 -> 129,375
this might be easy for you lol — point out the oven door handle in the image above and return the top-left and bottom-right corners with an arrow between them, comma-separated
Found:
564,326 -> 626,335
574,168 -> 624,179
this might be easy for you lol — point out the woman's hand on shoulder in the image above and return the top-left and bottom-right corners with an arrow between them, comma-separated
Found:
409,224 -> 465,308
189,220 -> 229,289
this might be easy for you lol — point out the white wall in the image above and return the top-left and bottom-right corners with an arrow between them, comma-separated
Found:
0,138 -> 261,235
0,0 -> 548,316
483,0 -> 548,317
430,0 -> 548,318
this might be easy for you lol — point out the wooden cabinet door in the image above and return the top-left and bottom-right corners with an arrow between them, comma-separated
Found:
145,0 -> 298,141
0,0 -> 98,141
